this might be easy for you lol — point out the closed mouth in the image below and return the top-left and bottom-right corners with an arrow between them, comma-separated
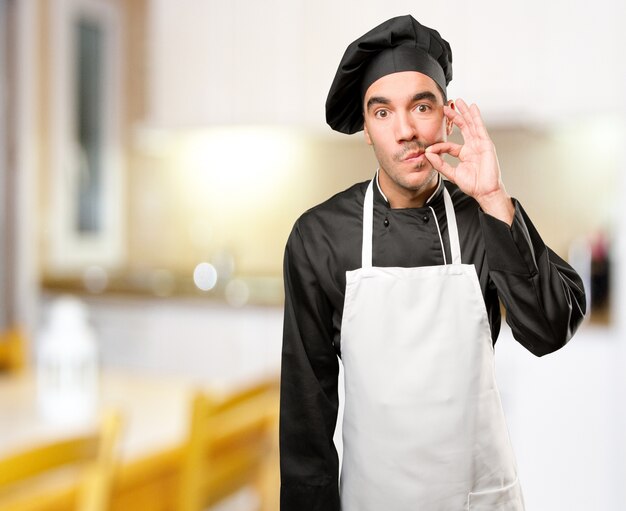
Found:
403,151 -> 424,161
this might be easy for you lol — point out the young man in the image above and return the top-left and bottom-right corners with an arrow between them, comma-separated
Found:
280,15 -> 586,511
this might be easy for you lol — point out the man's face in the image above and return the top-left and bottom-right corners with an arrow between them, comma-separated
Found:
363,71 -> 453,204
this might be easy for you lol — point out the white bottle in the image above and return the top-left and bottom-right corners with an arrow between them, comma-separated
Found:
37,295 -> 99,424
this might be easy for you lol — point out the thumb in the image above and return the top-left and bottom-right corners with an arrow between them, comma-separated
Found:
424,152 -> 456,182
424,151 -> 444,171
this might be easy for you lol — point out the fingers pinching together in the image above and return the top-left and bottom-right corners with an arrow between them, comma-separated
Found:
425,98 -> 515,225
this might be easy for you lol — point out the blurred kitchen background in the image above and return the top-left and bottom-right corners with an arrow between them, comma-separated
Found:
1,0 -> 625,510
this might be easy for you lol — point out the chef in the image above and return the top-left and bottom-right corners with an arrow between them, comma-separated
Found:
279,15 -> 586,511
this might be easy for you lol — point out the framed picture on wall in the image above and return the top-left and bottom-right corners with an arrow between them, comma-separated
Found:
46,0 -> 124,275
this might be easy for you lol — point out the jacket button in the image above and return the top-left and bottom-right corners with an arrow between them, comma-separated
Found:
422,214 -> 429,223
383,218 -> 389,227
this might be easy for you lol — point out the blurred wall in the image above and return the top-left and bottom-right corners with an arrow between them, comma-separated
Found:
0,0 -> 9,328
128,129 -> 376,278
24,0 -> 624,304
121,0 -> 626,284
28,0 -> 624,308
123,121 -> 620,280
146,0 -> 626,127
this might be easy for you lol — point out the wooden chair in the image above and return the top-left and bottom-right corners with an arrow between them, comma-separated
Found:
0,411 -> 121,511
0,326 -> 27,373
177,377 -> 280,511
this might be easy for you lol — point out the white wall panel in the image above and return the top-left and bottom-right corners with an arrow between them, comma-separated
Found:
147,0 -> 624,127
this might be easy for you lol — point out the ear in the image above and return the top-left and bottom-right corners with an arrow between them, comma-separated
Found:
445,100 -> 455,136
363,119 -> 373,146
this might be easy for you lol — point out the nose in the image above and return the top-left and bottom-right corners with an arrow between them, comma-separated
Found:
394,111 -> 418,142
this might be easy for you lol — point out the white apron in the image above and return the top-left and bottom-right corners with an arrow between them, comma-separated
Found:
339,179 -> 525,510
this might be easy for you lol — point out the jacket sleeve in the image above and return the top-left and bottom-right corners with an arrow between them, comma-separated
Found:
480,200 -> 587,356
280,222 -> 341,510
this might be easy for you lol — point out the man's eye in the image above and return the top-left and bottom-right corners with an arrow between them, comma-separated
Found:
375,109 -> 389,119
416,104 -> 430,113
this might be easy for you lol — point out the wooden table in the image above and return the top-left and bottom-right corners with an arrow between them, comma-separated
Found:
0,370 -> 223,510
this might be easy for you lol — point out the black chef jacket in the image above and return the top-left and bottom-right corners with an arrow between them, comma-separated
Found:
280,176 -> 586,511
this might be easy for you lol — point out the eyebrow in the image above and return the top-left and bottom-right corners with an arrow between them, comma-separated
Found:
366,96 -> 390,111
411,91 -> 438,103
366,90 -> 439,112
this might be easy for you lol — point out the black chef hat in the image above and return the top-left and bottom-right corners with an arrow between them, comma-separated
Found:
325,15 -> 453,134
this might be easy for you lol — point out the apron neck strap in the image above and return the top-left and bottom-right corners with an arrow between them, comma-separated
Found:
443,185 -> 462,264
362,180 -> 374,268
361,178 -> 462,268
